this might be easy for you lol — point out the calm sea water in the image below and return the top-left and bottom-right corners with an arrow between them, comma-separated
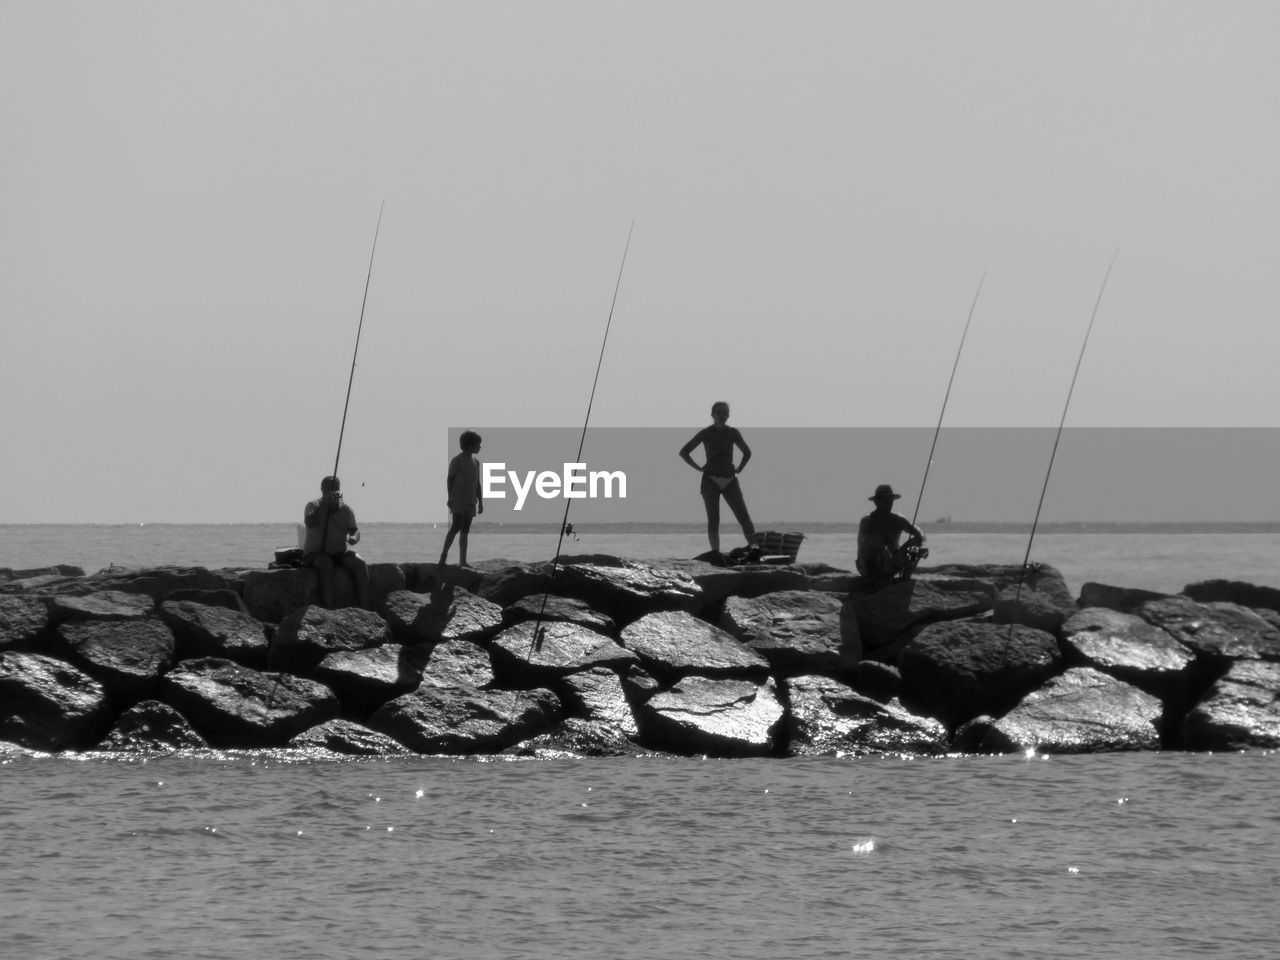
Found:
3,522 -> 1280,596
4,526 -> 1279,958
2,750 -> 1277,960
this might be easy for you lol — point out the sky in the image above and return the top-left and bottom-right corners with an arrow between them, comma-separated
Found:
2,1 -> 1278,524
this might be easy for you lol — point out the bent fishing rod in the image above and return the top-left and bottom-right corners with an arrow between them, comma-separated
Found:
527,220 -> 636,658
1007,251 -> 1119,617
911,272 -> 985,528
333,200 -> 386,481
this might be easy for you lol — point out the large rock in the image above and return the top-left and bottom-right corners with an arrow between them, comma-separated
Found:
842,575 -> 995,656
509,717 -> 646,758
1135,596 -> 1280,662
1078,582 -> 1170,613
898,621 -> 1063,728
382,587 -> 503,646
99,699 -> 207,751
0,595 -> 52,652
620,610 -> 770,681
490,622 -> 639,684
368,685 -> 563,754
420,639 -> 496,689
636,675 -> 784,757
719,591 -> 858,676
312,644 -> 427,716
660,559 -> 808,610
558,667 -> 640,738
289,719 -> 412,756
0,564 -> 84,583
1182,579 -> 1280,615
270,606 -> 392,673
468,563 -> 554,607
992,564 -> 1077,633
1177,660 -> 1280,750
502,594 -> 616,635
785,674 -> 947,756
16,566 -> 227,601
48,590 -> 155,624
241,562 -> 405,623
159,600 -> 270,666
55,619 -> 176,701
552,557 -> 702,624
0,651 -> 113,750
979,667 -> 1164,753
160,658 -> 339,747
1060,608 -> 1197,704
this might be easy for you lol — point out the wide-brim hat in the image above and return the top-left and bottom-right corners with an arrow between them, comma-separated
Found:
869,483 -> 901,501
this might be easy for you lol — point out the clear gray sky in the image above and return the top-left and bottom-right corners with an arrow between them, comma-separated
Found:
3,2 -> 1277,523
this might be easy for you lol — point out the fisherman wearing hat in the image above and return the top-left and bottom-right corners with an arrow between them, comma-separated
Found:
856,483 -> 927,582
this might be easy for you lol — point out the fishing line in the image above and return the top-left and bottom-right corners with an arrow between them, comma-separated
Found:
333,201 -> 386,480
1006,251 -> 1119,626
911,272 -> 985,528
527,220 -> 636,658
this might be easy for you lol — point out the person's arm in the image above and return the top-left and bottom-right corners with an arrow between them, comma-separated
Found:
446,459 -> 457,504
732,429 -> 751,473
345,505 -> 361,545
475,460 -> 484,514
899,515 -> 925,548
678,429 -> 706,472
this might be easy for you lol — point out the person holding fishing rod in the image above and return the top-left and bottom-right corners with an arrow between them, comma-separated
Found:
680,401 -> 757,557
302,476 -> 370,609
856,484 -> 927,583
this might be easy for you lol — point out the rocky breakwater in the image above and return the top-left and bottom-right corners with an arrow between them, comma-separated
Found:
2,557 -> 1278,758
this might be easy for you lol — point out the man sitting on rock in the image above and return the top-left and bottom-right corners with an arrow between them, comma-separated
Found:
856,483 -> 927,583
303,475 -> 370,609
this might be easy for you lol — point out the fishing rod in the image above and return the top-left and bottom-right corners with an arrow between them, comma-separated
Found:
911,272 -> 985,528
1007,251 -> 1119,613
332,200 -> 386,480
527,220 -> 636,658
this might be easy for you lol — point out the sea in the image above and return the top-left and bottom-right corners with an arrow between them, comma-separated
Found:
3,523 -> 1279,959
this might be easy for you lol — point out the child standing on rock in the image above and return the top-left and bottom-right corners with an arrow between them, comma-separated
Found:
439,430 -> 483,567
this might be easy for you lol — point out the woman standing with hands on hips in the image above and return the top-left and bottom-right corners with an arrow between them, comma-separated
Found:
680,401 -> 757,555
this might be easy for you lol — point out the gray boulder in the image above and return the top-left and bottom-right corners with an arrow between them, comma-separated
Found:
0,651 -> 113,750
509,717 -> 647,758
558,667 -> 640,738
241,562 -> 405,623
289,719 -> 412,756
719,590 -> 857,676
979,667 -> 1164,754
841,575 -> 995,656
899,621 -> 1063,728
502,594 -> 616,635
636,675 -> 784,757
313,644 -> 427,716
1078,581 -> 1170,613
1182,579 -> 1280,615
368,685 -> 563,754
0,595 -> 52,652
993,564 -> 1077,633
1060,608 -> 1196,704
420,639 -> 496,689
1135,596 -> 1280,662
382,587 -> 503,646
159,600 -> 270,666
48,590 -> 155,624
161,657 -> 339,747
620,610 -> 770,681
850,660 -> 901,703
55,619 -> 176,701
553,557 -> 702,624
661,559 -> 808,610
785,674 -> 947,756
100,700 -> 207,751
270,606 -> 391,673
490,622 -> 639,684
1177,660 -> 1280,750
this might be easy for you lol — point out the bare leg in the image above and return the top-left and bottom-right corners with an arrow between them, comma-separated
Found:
722,480 -> 756,546
457,515 -> 474,566
700,482 -> 721,552
341,552 -> 370,609
311,553 -> 335,608
440,515 -> 462,565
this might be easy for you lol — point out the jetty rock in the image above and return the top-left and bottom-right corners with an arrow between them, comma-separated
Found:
2,556 -> 1280,758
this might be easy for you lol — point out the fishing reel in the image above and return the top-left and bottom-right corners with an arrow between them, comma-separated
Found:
903,544 -> 929,562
